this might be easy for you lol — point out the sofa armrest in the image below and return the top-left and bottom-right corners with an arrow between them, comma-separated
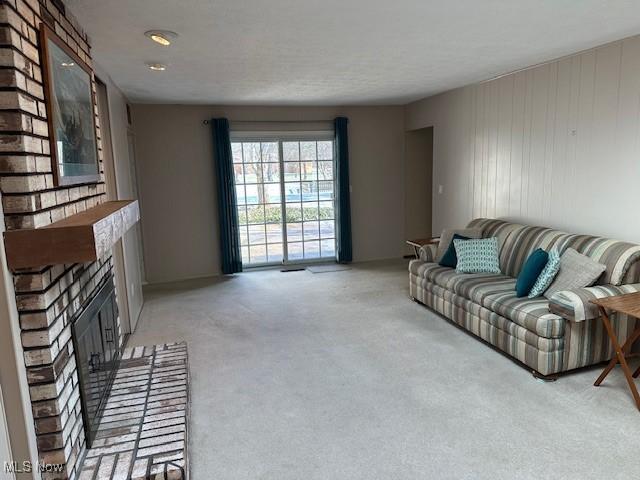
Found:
418,244 -> 438,263
548,283 -> 640,322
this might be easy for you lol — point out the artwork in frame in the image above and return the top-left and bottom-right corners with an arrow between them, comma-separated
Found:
40,23 -> 99,186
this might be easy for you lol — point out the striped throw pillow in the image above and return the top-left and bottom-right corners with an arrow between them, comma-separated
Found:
453,237 -> 501,274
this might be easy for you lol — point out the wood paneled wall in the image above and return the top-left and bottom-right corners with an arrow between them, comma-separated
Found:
406,35 -> 640,243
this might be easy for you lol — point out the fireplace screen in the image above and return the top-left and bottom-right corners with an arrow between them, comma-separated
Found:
72,276 -> 120,447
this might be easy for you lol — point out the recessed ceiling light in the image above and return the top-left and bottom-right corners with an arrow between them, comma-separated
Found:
61,62 -> 75,67
144,30 -> 178,46
146,63 -> 167,71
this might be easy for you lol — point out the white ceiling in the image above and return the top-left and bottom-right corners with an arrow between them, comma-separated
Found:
67,0 -> 640,105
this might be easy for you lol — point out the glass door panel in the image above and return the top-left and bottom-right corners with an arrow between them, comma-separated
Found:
234,141 -> 284,266
232,138 -> 336,267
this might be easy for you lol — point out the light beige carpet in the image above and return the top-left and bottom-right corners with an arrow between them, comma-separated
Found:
130,259 -> 639,480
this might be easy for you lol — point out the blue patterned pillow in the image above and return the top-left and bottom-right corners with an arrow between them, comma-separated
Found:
453,237 -> 501,274
528,249 -> 561,298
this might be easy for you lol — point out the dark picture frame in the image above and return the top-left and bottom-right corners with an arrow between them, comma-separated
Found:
40,23 -> 100,186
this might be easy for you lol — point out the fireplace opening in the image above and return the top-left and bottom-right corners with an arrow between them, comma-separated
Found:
71,275 -> 121,447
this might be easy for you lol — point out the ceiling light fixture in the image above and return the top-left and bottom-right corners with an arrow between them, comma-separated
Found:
144,30 -> 178,46
61,62 -> 75,67
146,63 -> 167,71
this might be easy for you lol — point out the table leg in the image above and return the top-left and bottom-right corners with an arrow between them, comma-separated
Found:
413,246 -> 420,258
594,307 -> 640,410
596,325 -> 640,385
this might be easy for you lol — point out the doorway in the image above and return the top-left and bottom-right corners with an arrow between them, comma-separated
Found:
404,127 -> 434,255
231,137 -> 337,267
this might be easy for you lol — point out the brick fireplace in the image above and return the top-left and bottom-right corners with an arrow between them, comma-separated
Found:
0,0 -> 123,478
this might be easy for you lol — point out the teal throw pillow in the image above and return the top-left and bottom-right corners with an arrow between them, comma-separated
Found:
454,237 -> 501,274
515,248 -> 549,297
528,249 -> 561,298
438,234 -> 470,268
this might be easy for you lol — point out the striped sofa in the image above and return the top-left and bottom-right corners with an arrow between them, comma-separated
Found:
409,218 -> 640,377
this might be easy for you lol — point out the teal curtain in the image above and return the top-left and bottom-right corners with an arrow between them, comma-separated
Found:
334,117 -> 352,263
212,118 -> 242,274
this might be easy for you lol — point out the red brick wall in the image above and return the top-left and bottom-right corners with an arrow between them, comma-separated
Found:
0,1 -> 120,478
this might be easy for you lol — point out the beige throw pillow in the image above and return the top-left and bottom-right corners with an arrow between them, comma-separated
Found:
436,228 -> 483,262
543,248 -> 606,299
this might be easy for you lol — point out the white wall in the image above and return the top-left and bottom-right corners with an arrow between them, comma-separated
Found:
131,105 -> 406,283
0,204 -> 39,479
406,35 -> 640,243
95,65 -> 145,329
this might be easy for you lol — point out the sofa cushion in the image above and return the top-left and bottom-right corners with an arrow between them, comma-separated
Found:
498,226 -> 567,278
408,260 -> 442,279
436,228 -> 482,261
548,283 -> 640,322
409,259 -> 564,338
428,269 -> 516,304
439,234 -> 470,268
417,279 -> 565,353
544,249 -> 606,299
454,237 -> 501,274
516,248 -> 549,297
528,249 -> 561,298
481,291 -> 565,338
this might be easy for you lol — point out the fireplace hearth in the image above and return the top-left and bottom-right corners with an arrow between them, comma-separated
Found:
72,275 -> 121,447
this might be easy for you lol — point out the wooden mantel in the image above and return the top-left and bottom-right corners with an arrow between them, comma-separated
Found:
4,200 -> 140,270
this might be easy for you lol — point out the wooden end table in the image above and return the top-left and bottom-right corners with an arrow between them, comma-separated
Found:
591,292 -> 640,410
406,237 -> 440,258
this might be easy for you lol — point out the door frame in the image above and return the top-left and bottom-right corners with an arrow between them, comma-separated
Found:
95,77 -> 132,335
230,132 -> 338,268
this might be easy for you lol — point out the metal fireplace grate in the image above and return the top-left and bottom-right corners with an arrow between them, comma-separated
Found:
71,275 -> 121,448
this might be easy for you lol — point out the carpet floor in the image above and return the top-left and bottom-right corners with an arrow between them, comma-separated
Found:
130,259 -> 640,480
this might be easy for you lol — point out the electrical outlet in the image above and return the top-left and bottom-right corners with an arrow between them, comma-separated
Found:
438,185 -> 444,195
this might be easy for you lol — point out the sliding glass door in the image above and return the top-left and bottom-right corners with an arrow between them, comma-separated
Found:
232,136 -> 336,267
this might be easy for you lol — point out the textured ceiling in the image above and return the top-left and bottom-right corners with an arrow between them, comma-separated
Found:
67,0 -> 640,105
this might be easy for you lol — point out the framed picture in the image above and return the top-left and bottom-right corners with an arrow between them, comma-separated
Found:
40,23 -> 99,186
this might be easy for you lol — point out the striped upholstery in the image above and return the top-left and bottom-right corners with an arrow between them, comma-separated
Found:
409,260 -> 442,279
410,262 -> 515,300
418,243 -> 437,263
482,291 -> 564,338
411,262 -> 564,338
440,273 -> 515,304
412,276 -> 563,353
410,273 -> 564,375
562,311 -> 637,370
623,261 -> 640,284
578,240 -> 640,286
548,283 -> 640,322
467,218 -> 525,259
410,270 -> 637,375
409,218 -> 640,375
468,219 -> 640,285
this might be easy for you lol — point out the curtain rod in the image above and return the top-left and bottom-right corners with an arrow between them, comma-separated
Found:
202,119 -> 335,125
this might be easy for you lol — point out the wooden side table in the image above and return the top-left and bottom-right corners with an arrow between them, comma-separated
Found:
591,292 -> 640,411
406,237 -> 440,258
